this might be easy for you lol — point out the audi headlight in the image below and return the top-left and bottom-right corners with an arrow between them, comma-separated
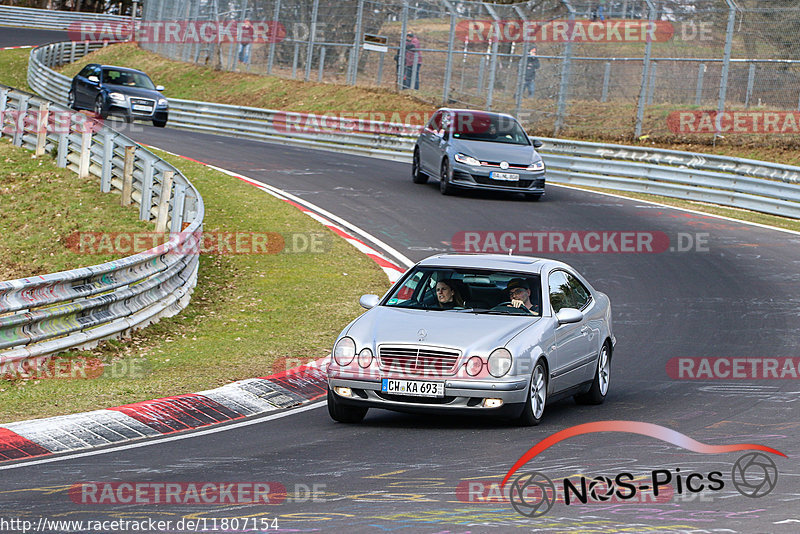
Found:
157,98 -> 168,106
333,337 -> 356,366
488,348 -> 513,377
527,160 -> 545,172
108,92 -> 126,102
454,153 -> 481,166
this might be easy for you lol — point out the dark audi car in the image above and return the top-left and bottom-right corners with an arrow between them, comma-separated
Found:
68,64 -> 169,127
412,109 -> 545,199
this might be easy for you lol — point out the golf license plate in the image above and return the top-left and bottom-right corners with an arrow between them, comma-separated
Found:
132,104 -> 152,112
382,378 -> 444,397
491,171 -> 519,181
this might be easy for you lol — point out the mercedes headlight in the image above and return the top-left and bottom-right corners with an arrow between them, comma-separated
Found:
454,153 -> 481,166
488,348 -> 513,377
333,337 -> 356,366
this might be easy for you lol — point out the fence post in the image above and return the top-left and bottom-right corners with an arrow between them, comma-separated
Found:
304,0 -> 320,82
318,46 -> 326,82
745,62 -> 755,108
717,0 -> 736,117
101,130 -> 115,193
122,145 -> 135,206
267,0 -> 282,75
35,102 -> 49,156
377,50 -> 385,85
514,43 -> 529,117
348,0 -> 365,85
292,42 -> 299,78
601,61 -> 611,102
155,170 -> 175,233
555,1 -> 576,136
397,1 -> 409,91
484,4 -> 501,111
477,56 -> 486,94
442,2 -> 456,105
634,0 -> 655,138
79,131 -> 92,178
647,61 -> 657,105
695,63 -> 706,106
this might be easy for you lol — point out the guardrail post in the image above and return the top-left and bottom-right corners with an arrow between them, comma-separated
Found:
139,156 -> 154,220
79,130 -> 92,178
745,63 -> 755,108
57,119 -> 69,167
101,130 -> 115,192
121,145 -> 135,206
0,88 -> 8,140
155,170 -> 174,233
69,42 -> 77,64
35,101 -> 49,156
13,96 -> 29,147
601,61 -> 611,103
170,182 -> 187,233
695,63 -> 705,106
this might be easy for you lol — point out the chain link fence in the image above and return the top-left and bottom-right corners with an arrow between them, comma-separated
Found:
135,0 -> 800,140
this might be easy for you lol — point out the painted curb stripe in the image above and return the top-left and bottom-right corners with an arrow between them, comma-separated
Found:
109,394 -> 244,434
0,428 -> 49,460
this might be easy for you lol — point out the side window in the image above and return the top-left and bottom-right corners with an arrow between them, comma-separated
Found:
78,66 -> 92,77
89,66 -> 102,80
391,270 -> 426,303
426,111 -> 442,133
548,271 -> 572,313
565,273 -> 591,309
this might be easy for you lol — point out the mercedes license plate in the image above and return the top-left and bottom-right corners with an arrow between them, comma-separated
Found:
491,171 -> 519,181
132,104 -> 152,112
381,378 -> 444,397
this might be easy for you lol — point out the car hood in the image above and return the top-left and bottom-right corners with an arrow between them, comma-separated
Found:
345,306 -> 539,354
450,139 -> 538,164
104,84 -> 162,100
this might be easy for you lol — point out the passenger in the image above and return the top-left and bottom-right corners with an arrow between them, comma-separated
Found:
506,278 -> 540,315
435,279 -> 465,309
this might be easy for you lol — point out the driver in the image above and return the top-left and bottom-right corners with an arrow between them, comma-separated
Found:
506,278 -> 539,315
435,279 -> 465,309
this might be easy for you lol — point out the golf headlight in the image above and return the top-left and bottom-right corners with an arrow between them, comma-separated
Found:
108,92 -> 126,102
527,160 -> 545,171
157,98 -> 168,106
454,153 -> 481,166
333,337 -> 356,366
488,348 -> 513,377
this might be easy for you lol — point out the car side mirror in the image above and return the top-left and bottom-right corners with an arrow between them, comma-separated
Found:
87,75 -> 99,83
156,85 -> 165,91
359,294 -> 380,309
556,308 -> 583,325
531,138 -> 543,148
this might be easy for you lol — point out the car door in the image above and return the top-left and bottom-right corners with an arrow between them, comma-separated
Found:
418,110 -> 443,174
547,270 -> 594,392
82,65 -> 102,107
73,65 -> 93,108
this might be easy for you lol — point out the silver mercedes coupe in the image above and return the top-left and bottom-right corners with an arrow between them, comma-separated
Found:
327,254 -> 615,426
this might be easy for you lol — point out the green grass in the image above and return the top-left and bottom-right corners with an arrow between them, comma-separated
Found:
0,146 -> 389,423
0,48 -> 32,91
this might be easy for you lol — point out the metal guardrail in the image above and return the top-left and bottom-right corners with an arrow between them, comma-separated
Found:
0,5 -> 132,31
27,40 -> 800,224
0,82 -> 204,364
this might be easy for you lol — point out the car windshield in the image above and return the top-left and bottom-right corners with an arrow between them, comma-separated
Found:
102,69 -> 156,90
383,267 -> 541,316
450,112 -> 530,145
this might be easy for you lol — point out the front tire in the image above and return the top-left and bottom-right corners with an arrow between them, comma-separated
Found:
412,148 -> 428,184
93,95 -> 107,119
575,343 -> 611,405
525,193 -> 543,201
327,388 -> 368,423
517,359 -> 547,426
152,118 -> 167,127
439,158 -> 454,195
67,89 -> 77,110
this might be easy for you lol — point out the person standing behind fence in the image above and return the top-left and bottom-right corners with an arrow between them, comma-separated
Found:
237,19 -> 254,68
524,47 -> 540,98
405,32 -> 422,90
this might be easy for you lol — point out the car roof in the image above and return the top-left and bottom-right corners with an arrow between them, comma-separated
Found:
416,253 -> 548,273
436,108 -> 518,121
93,64 -> 150,76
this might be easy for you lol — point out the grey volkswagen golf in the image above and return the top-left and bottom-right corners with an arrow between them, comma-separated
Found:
412,109 -> 546,199
327,254 -> 614,426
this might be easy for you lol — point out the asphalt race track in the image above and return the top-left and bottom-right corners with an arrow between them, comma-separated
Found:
2,28 -> 800,534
